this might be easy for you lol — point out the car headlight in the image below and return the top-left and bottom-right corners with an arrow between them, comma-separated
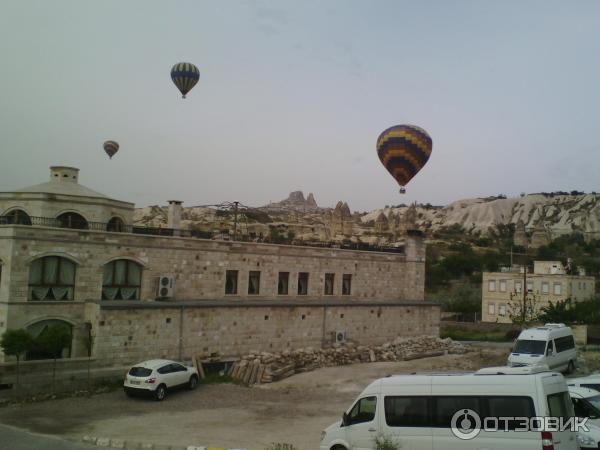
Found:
577,433 -> 596,446
320,430 -> 326,442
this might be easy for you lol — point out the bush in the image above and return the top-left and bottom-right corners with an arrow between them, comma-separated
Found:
374,434 -> 402,450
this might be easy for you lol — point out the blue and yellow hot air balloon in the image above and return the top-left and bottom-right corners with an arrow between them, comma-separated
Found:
170,62 -> 200,98
376,124 -> 432,194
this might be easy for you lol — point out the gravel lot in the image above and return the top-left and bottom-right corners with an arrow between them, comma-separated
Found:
0,345 -> 509,450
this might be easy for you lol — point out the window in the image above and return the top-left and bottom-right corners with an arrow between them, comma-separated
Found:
342,274 -> 352,295
514,280 -> 522,293
547,392 -> 574,419
225,270 -> 238,294
298,272 -> 309,295
278,272 -> 289,295
554,283 -> 562,295
102,260 -> 142,300
56,212 -> 88,230
385,396 -> 429,427
1,209 -> 31,225
324,273 -> 334,295
555,336 -> 575,353
107,217 -> 126,232
499,304 -> 506,316
487,396 -> 535,429
248,271 -> 260,295
129,367 -> 152,377
542,281 -> 549,294
488,303 -> 495,315
499,280 -> 506,292
347,396 -> 377,426
25,320 -> 72,360
433,396 -> 483,428
527,281 -> 533,293
28,256 -> 76,300
488,280 -> 496,292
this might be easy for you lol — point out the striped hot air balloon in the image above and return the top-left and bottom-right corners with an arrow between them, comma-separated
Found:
103,140 -> 119,159
376,125 -> 432,194
170,62 -> 200,98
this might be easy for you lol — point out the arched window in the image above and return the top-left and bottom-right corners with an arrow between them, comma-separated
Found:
28,256 -> 76,300
1,209 -> 32,225
26,320 -> 72,360
56,212 -> 88,230
102,259 -> 142,300
107,216 -> 126,232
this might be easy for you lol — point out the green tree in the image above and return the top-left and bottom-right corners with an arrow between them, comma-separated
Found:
0,329 -> 34,396
35,324 -> 72,394
508,291 -> 540,327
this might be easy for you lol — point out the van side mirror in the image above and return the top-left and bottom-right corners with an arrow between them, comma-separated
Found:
342,412 -> 348,427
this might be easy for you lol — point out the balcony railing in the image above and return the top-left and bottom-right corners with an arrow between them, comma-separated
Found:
0,215 -> 405,253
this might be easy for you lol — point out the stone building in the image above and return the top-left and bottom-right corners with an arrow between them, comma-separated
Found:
481,261 -> 595,323
0,166 -> 438,376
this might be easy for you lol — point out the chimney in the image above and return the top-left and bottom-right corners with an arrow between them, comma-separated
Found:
50,166 -> 79,183
167,200 -> 183,235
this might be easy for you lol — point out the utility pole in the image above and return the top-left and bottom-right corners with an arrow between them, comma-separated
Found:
232,201 -> 239,241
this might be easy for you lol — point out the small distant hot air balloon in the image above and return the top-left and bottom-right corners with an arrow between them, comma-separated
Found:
376,125 -> 432,194
170,62 -> 200,98
103,140 -> 119,159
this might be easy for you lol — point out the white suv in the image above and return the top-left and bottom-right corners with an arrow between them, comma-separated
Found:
123,359 -> 199,401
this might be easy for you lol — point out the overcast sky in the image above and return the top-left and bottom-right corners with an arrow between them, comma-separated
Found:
1,0 -> 599,212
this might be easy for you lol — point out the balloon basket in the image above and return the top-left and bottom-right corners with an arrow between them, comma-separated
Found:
399,187 -> 406,194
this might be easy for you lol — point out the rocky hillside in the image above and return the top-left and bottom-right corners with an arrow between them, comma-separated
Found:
134,191 -> 600,243
364,193 -> 600,239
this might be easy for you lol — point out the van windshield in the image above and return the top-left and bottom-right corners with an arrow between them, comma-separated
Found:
513,339 -> 546,355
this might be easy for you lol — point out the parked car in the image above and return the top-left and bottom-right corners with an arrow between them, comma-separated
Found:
508,323 -> 576,373
568,385 -> 600,449
567,374 -> 600,392
123,359 -> 199,401
320,365 -> 578,450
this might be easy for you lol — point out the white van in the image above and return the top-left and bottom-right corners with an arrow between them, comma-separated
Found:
319,366 -> 578,450
508,323 -> 577,374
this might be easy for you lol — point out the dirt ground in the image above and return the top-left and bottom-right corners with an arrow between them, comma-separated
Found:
0,344 -> 511,450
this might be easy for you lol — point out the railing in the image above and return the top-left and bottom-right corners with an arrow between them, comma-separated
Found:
0,215 -> 405,253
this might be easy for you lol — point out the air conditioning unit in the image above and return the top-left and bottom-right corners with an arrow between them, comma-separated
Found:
157,276 -> 175,299
335,330 -> 347,344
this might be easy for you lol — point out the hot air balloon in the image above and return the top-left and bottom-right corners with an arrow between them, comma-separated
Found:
170,62 -> 200,98
103,140 -> 119,159
376,124 -> 432,194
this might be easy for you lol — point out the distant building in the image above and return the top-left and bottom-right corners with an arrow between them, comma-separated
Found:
481,261 -> 595,323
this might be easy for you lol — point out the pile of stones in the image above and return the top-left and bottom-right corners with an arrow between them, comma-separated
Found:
228,336 -> 469,385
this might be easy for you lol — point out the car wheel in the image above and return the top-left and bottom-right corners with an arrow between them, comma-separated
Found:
188,375 -> 198,390
567,360 -> 575,374
124,389 -> 133,398
332,446 -> 348,450
154,384 -> 166,401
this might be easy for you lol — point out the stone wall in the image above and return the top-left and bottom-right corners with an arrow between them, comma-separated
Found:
0,225 -> 425,303
92,300 -> 441,367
